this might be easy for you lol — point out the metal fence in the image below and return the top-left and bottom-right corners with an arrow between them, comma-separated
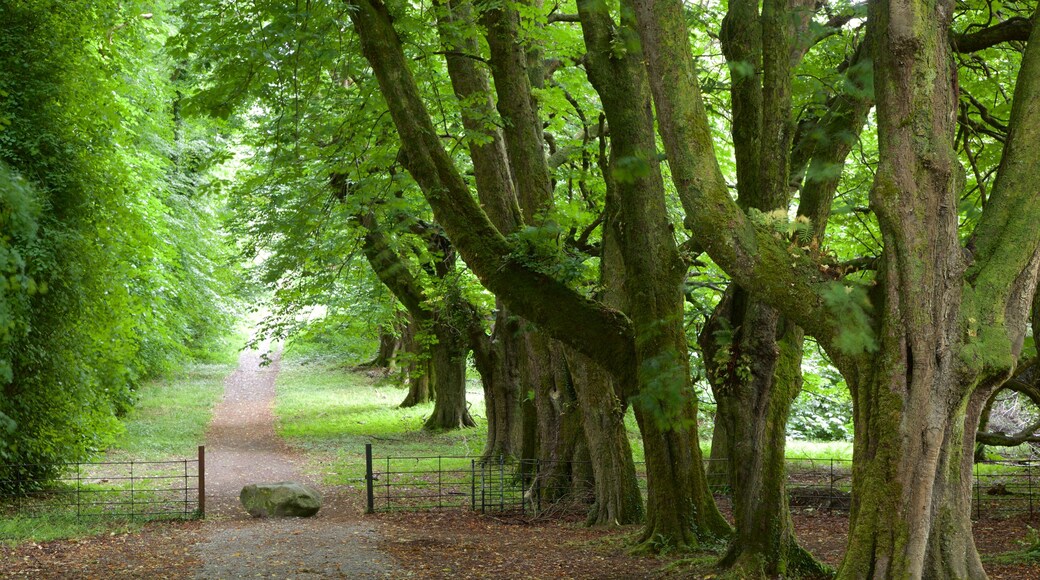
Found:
1,446 -> 206,520
364,444 -> 618,515
364,445 -> 1040,521
973,460 -> 1040,519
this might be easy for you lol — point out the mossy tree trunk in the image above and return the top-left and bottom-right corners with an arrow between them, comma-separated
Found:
399,316 -> 433,407
437,0 -> 551,460
525,336 -> 593,504
834,4 -> 1040,577
701,295 -> 825,576
566,350 -> 644,525
632,0 -> 1040,576
471,303 -> 526,460
577,0 -> 730,547
438,0 -> 642,520
424,316 -> 475,430
694,0 -> 871,572
563,150 -> 644,527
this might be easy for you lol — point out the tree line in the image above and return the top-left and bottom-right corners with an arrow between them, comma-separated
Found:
181,0 -> 1040,577
4,0 -> 1040,578
0,1 -> 237,479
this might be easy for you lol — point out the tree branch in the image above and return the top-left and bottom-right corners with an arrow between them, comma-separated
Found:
952,17 -> 1032,53
548,13 -> 581,23
965,11 -> 1040,338
631,0 -> 836,347
436,0 -> 521,234
792,37 -> 874,239
347,0 -> 637,382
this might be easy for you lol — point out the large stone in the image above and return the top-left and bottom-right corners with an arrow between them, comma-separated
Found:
240,482 -> 322,518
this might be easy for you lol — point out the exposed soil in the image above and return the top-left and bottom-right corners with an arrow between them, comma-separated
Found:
4,348 -> 1040,578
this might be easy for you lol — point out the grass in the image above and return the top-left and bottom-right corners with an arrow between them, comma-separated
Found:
0,513 -> 140,546
1,331 -> 244,545
275,360 -> 490,484
107,362 -> 234,461
274,359 -> 872,491
785,440 -> 853,461
106,325 -> 244,460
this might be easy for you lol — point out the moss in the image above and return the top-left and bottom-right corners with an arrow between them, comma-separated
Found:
956,292 -> 1015,376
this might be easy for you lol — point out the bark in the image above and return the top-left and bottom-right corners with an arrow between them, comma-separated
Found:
835,5 -> 1040,579
562,131 -> 643,527
473,303 -> 526,460
347,0 -> 638,386
436,0 -> 527,457
435,0 -> 521,235
695,0 -> 830,573
480,2 -> 553,220
952,17 -> 1032,53
359,316 -> 403,372
399,317 -> 433,407
631,0 -> 835,344
700,292 -> 824,576
440,0 -> 640,522
566,350 -> 643,525
526,335 -> 591,505
578,0 -> 729,548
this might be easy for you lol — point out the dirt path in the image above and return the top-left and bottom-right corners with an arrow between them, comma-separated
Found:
192,341 -> 397,579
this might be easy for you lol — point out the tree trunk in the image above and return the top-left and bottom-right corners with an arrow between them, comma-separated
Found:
577,0 -> 729,549
372,328 -> 400,371
837,361 -> 993,579
476,302 -> 526,460
424,315 -> 476,430
834,3 -> 1040,576
526,335 -> 592,506
567,350 -> 644,526
399,318 -> 432,408
701,290 -> 824,576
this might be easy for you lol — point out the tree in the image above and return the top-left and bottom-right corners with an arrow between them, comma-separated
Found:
355,210 -> 477,429
0,0 -> 236,476
633,0 -> 1040,577
346,0 -> 728,547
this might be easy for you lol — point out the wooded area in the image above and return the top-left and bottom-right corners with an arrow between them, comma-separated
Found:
3,0 -> 1040,578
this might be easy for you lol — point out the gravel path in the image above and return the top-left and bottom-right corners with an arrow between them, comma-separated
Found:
193,341 -> 397,578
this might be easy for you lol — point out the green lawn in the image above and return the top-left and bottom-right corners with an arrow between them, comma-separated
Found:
274,360 -> 489,484
274,359 -> 872,487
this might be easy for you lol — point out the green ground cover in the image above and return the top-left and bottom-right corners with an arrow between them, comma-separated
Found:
274,359 -> 489,484
274,359 -> 876,488
1,336 -> 241,545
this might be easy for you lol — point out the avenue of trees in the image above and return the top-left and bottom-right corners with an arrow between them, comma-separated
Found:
5,0 -> 1040,578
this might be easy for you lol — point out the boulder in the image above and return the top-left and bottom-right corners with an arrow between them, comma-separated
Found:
240,482 -> 322,518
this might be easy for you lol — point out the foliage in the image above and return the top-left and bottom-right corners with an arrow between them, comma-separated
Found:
788,356 -> 853,442
0,0 -> 237,476
821,281 -> 878,355
0,164 -> 42,388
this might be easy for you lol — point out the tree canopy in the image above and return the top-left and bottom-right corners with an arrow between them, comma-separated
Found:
4,0 -> 1040,577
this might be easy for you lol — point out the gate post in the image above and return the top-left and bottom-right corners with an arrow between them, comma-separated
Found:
198,445 -> 206,518
365,443 -> 375,514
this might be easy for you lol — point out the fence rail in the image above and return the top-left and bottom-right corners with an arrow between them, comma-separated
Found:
364,445 -> 1040,521
1,445 -> 206,520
